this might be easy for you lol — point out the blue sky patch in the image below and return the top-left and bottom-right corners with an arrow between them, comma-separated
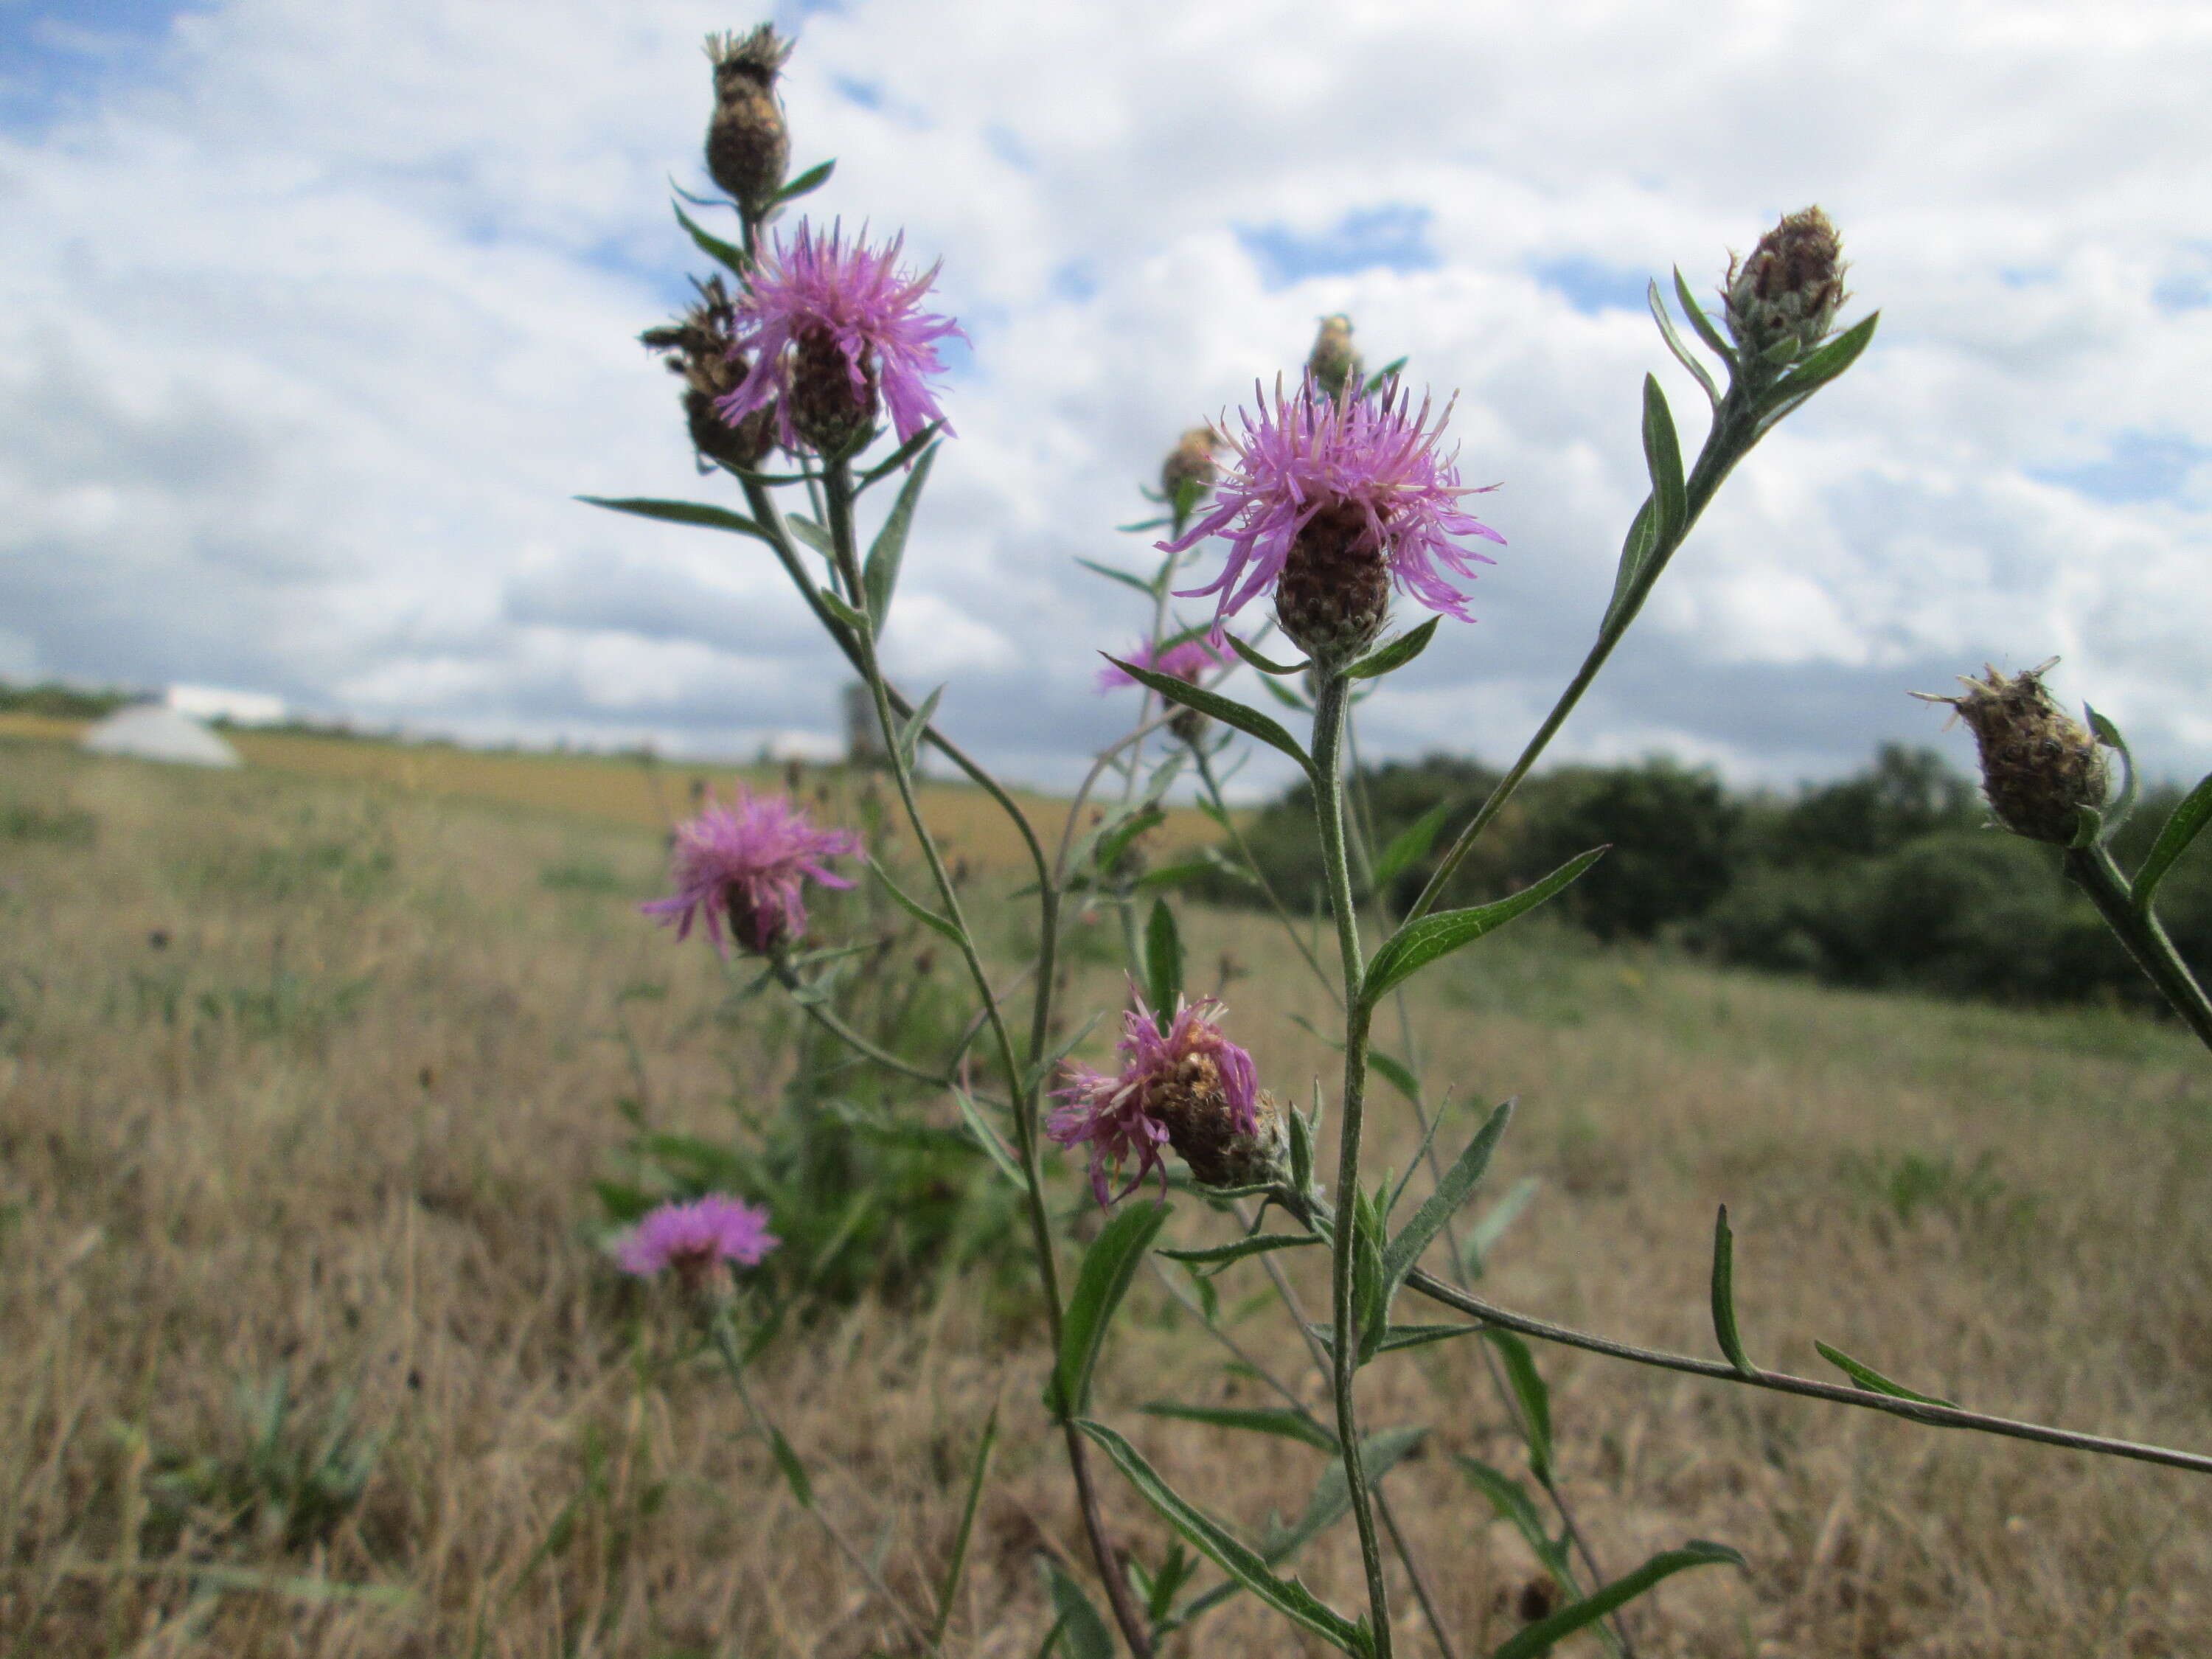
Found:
0,1 -> 209,133
1236,203 -> 1437,291
2034,429 -> 2209,506
1529,254 -> 1650,316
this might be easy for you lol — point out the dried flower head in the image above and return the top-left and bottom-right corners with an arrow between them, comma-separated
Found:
1916,660 -> 2110,844
1161,375 -> 1503,662
1048,991 -> 1274,1203
1160,425 -> 1222,506
642,788 -> 860,956
716,220 -> 965,456
704,26 -> 796,216
1096,633 -> 1231,693
1307,313 -> 1363,400
1725,206 -> 1848,364
619,1193 -> 779,1292
641,274 -> 776,470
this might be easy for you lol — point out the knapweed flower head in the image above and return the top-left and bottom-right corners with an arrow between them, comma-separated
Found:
641,274 -> 775,471
1095,633 -> 1232,693
1725,206 -> 1848,365
1916,659 -> 2109,845
1048,990 -> 1270,1204
1162,375 -> 1504,662
642,788 -> 860,956
618,1193 -> 779,1290
716,219 -> 966,456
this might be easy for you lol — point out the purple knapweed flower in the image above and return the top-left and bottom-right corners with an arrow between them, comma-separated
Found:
618,1193 -> 779,1287
1095,633 -> 1233,693
642,788 -> 860,956
715,219 -> 966,455
1161,375 -> 1504,660
1048,990 -> 1262,1205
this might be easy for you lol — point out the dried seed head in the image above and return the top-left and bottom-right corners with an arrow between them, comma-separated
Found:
1276,501 -> 1391,662
1724,206 -> 1848,364
1307,313 -> 1363,401
1918,660 -> 2109,844
704,26 -> 796,216
1160,425 -> 1221,504
641,275 -> 776,470
1154,1073 -> 1290,1192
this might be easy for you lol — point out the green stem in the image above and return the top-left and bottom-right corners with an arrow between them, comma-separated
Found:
2066,843 -> 2212,1052
768,958 -> 952,1086
1310,668 -> 1394,1656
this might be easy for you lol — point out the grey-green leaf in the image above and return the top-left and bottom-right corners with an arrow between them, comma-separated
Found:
1711,1205 -> 1756,1376
869,857 -> 963,945
1382,1098 -> 1514,1286
863,440 -> 939,627
1076,557 -> 1160,599
1673,267 -> 1735,363
1647,276 -> 1722,407
1641,374 -> 1686,543
1157,1234 -> 1319,1269
1486,1329 -> 1554,1484
1056,1203 -> 1171,1417
1076,1419 -> 1371,1655
2133,769 -> 2212,911
670,201 -> 748,276
1225,633 -> 1309,676
1346,616 -> 1441,681
1602,497 -> 1660,636
1362,848 -> 1607,1004
576,495 -> 775,545
765,1425 -> 813,1506
1491,1542 -> 1746,1659
774,159 -> 835,204
1104,656 -> 1315,780
895,685 -> 943,775
930,1405 -> 998,1648
1370,802 -> 1453,894
1138,1402 -> 1336,1453
952,1085 -> 1025,1189
2084,704 -> 2138,838
1464,1175 -> 1541,1276
1815,1340 -> 1958,1408
1037,1557 -> 1116,1659
1144,899 -> 1184,1026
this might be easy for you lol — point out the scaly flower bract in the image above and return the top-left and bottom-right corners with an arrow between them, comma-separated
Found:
1048,990 -> 1259,1205
642,788 -> 859,956
618,1193 -> 779,1281
716,219 -> 965,453
1161,375 -> 1504,643
1096,633 -> 1232,692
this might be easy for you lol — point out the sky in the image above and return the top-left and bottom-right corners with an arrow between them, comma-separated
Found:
3,0 -> 2210,799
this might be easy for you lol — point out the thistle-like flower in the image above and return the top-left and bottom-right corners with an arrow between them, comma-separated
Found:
1724,206 -> 1848,365
641,274 -> 776,471
704,26 -> 796,218
1095,633 -> 1231,693
618,1193 -> 779,1293
642,788 -> 860,956
1048,991 -> 1281,1203
715,220 -> 965,456
1916,660 -> 2110,844
1161,375 -> 1503,662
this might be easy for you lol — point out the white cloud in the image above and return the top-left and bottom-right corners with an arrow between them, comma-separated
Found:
1,0 -> 2209,795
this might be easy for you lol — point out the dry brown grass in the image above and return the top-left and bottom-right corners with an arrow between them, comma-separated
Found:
4,735 -> 2210,1657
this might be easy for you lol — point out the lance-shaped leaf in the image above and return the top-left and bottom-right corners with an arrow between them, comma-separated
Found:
1463,1175 -> 1541,1276
786,513 -> 835,560
868,856 -> 961,945
2132,769 -> 2212,911
1753,312 -> 1880,434
951,1085 -> 1024,1190
1673,267 -> 1735,364
1346,616 -> 1441,681
2085,705 -> 2139,839
577,495 -> 775,546
1647,276 -> 1722,407
930,1405 -> 998,1649
1055,1202 -> 1171,1417
1077,1419 -> 1371,1655
1382,1098 -> 1514,1286
1225,633 -> 1309,676
1370,801 -> 1453,894
764,1425 -> 813,1506
1157,1233 -> 1319,1270
1351,1185 -> 1391,1363
1642,375 -> 1686,544
1486,1329 -> 1554,1485
1144,899 -> 1184,1026
1361,848 -> 1607,1004
1088,802 -> 1166,881
1076,556 -> 1159,598
1138,1402 -> 1337,1453
1602,496 -> 1661,636
863,441 -> 939,627
1815,1340 -> 1958,1408
856,421 -> 944,490
1103,655 -> 1315,780
1037,1557 -> 1116,1659
774,158 -> 835,204
1710,1205 -> 1757,1376
671,199 -> 748,275
1491,1541 -> 1746,1659
894,684 -> 943,775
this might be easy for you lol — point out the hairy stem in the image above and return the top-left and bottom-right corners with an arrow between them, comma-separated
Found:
2066,843 -> 2212,1052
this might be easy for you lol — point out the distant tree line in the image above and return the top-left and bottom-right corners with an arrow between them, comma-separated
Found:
0,679 -> 136,719
1197,743 -> 2212,1011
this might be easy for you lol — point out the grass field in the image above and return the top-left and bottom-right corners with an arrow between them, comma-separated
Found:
4,734 -> 2210,1656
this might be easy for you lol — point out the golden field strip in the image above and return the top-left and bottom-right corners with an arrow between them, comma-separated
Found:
3,734 -> 2210,1655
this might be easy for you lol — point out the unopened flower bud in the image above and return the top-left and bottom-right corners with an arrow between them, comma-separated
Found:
1307,313 -> 1363,400
1724,207 -> 1848,364
1919,661 -> 2109,844
704,26 -> 796,218
641,275 -> 776,470
1161,426 -> 1220,504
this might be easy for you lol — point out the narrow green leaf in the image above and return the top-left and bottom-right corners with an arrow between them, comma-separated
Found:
1710,1205 -> 1756,1376
894,684 -> 943,776
1264,1426 -> 1430,1559
1672,267 -> 1735,363
1641,374 -> 1687,543
818,587 -> 868,634
1602,497 -> 1660,635
1815,1340 -> 1958,1407
786,514 -> 834,559
1138,1402 -> 1336,1453
1256,673 -> 1313,713
2132,769 -> 2212,911
1370,801 -> 1453,893
1366,1048 -> 1422,1105
930,1405 -> 998,1648
1352,1190 -> 1391,1364
1451,1455 -> 1552,1557
1647,277 -> 1721,407
1133,857 -> 1218,891
670,200 -> 748,275
2085,704 -> 2138,838
1076,1419 -> 1371,1655
1382,1098 -> 1515,1286
1056,1203 -> 1171,1417
863,441 -> 939,627
1170,476 -> 1208,524
1492,1542 -> 1746,1659
765,1426 -> 813,1506
1368,1322 -> 1483,1354
1366,355 -> 1410,385
1225,633 -> 1309,676
1115,515 -> 1172,533
1288,1101 -> 1315,1195
576,495 -> 775,545
1362,849 -> 1607,1004
1158,1233 -> 1319,1269
1091,803 -> 1166,879
1464,1174 -> 1541,1275
1144,900 -> 1184,1025
774,158 -> 835,204
868,856 -> 962,945
1770,311 -> 1879,402
1037,1557 -> 1116,1659
856,422 -> 944,490
951,1086 -> 1024,1189
1077,557 -> 1159,598
1103,656 -> 1315,780
1144,1540 -> 1196,1624
1486,1330 -> 1554,1484
1346,616 -> 1442,681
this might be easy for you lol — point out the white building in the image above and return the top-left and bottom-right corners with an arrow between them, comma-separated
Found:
166,684 -> 286,726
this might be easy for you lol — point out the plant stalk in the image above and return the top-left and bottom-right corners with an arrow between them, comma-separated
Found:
2065,843 -> 2212,1052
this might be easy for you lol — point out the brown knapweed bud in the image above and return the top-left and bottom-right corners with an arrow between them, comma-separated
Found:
1724,206 -> 1848,364
1160,425 -> 1220,505
640,274 -> 775,470
1919,660 -> 2110,844
1307,313 -> 1363,400
1156,1080 -> 1290,1192
704,26 -> 796,218
1276,501 -> 1389,662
